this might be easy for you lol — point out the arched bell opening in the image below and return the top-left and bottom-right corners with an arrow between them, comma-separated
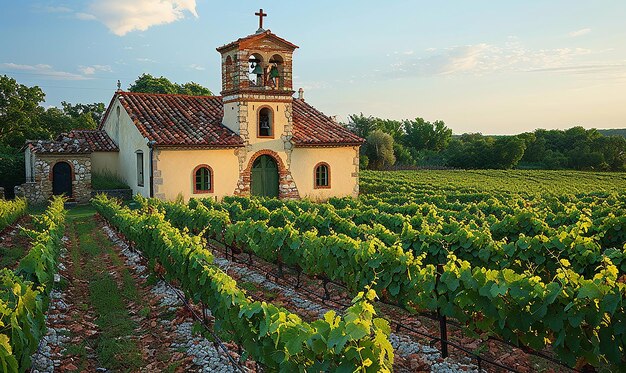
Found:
267,54 -> 284,89
224,55 -> 234,91
248,53 -> 264,87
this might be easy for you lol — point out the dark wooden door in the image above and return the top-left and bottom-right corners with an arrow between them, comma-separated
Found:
251,155 -> 279,197
52,162 -> 72,197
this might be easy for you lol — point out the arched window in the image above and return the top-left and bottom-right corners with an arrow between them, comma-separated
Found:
258,107 -> 273,138
193,165 -> 213,193
314,162 -> 330,189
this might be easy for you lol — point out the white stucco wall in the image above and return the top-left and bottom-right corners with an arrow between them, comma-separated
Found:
155,148 -> 240,201
290,146 -> 360,200
91,152 -> 119,175
101,99 -> 150,197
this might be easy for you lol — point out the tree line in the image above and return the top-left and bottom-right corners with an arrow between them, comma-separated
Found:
0,74 -> 212,197
2,73 -> 625,197
346,114 -> 626,172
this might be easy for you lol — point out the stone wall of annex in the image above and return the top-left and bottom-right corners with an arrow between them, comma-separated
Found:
15,154 -> 92,204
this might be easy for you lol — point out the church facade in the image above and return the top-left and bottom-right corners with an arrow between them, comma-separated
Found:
17,21 -> 364,203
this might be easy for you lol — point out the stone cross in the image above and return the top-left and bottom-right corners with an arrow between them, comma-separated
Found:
255,8 -> 267,30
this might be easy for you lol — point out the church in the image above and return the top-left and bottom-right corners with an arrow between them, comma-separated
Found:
17,11 -> 364,204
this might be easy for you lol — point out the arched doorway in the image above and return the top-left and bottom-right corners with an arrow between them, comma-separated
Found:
52,161 -> 72,197
251,155 -> 279,197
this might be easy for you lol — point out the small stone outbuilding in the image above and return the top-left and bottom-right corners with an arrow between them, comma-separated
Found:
16,130 -> 118,204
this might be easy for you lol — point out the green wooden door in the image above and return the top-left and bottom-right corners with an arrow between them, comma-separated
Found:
251,155 -> 279,197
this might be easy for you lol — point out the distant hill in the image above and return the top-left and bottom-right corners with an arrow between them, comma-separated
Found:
598,129 -> 626,138
452,129 -> 626,138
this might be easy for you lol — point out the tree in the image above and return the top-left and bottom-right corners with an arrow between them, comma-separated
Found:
403,118 -> 452,152
347,114 -> 380,139
129,74 -> 213,96
178,82 -> 213,96
393,143 -> 415,166
491,136 -> 527,169
365,130 -> 395,170
0,75 -> 46,147
597,135 -> 626,171
61,101 -> 106,128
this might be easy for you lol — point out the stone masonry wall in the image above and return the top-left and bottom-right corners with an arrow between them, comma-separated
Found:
15,155 -> 92,204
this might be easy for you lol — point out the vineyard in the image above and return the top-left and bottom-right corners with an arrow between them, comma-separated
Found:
134,170 -> 626,371
1,169 -> 625,372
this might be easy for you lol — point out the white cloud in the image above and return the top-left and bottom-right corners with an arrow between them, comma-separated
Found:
387,40 -> 613,78
80,0 -> 198,36
0,63 -> 91,80
79,65 -> 112,75
569,28 -> 591,37
76,12 -> 97,20
136,58 -> 156,63
189,64 -> 205,71
43,6 -> 73,13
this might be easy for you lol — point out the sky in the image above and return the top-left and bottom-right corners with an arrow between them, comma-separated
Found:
1,1 -> 625,135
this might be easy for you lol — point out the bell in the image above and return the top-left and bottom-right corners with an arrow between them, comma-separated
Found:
269,65 -> 280,78
251,64 -> 263,75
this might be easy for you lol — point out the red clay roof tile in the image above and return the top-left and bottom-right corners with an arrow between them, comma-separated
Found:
292,99 -> 364,147
101,91 -> 363,148
67,130 -> 118,152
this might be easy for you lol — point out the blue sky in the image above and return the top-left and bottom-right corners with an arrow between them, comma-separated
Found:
1,1 -> 625,134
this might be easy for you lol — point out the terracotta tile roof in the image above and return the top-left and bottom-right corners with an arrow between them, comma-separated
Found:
99,91 -> 363,148
116,92 -> 244,148
27,138 -> 91,155
27,129 -> 119,154
67,130 -> 118,152
216,30 -> 298,52
292,99 -> 364,147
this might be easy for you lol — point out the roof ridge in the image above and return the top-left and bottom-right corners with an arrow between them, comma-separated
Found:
118,91 -> 222,100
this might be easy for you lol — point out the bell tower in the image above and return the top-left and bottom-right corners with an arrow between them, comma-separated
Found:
216,9 -> 298,139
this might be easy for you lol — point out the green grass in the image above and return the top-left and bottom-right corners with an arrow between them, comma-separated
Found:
71,215 -> 144,371
67,205 -> 96,219
92,171 -> 130,190
89,273 -> 143,370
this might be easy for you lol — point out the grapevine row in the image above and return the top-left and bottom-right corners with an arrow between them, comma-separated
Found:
92,195 -> 394,372
198,196 -> 626,280
0,197 -> 66,372
0,198 -> 27,232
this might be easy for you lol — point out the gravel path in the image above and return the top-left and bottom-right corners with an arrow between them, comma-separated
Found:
103,224 -> 244,373
30,237 -> 71,373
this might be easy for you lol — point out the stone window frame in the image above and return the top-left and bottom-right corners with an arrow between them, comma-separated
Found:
193,164 -> 214,194
313,162 -> 331,189
256,106 -> 274,139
